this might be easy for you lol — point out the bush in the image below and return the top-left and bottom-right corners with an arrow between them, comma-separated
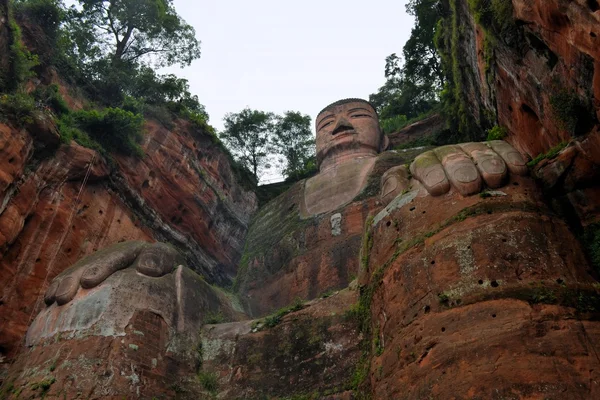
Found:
57,113 -> 103,151
33,84 -> 69,115
583,223 -> 600,274
486,125 -> 507,141
72,107 -> 144,157
7,18 -> 39,90
380,114 -> 408,134
13,0 -> 63,44
0,92 -> 36,125
197,371 -> 218,393
550,90 -> 583,134
526,141 -> 568,167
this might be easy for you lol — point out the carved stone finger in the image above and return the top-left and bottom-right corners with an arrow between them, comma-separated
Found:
134,242 -> 185,277
460,142 -> 508,188
434,145 -> 482,196
410,151 -> 450,196
380,165 -> 411,204
488,140 -> 528,175
44,278 -> 61,306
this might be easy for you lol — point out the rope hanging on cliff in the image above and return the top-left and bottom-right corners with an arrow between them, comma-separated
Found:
22,154 -> 97,342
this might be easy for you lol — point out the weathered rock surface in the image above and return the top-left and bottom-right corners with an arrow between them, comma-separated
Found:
2,264 -> 242,399
387,113 -> 445,148
0,116 -> 257,363
201,288 -> 361,399
362,174 -> 600,398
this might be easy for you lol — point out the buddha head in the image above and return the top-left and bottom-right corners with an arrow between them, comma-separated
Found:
315,98 -> 389,171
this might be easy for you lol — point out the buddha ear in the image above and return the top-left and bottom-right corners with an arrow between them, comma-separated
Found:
381,135 -> 390,152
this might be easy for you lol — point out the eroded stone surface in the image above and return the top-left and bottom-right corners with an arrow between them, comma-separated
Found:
362,173 -> 600,399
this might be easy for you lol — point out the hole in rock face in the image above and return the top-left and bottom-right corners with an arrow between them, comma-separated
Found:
491,280 -> 499,288
513,182 -> 519,186
478,279 -> 484,285
587,0 -> 600,12
8,157 -> 14,164
492,314 -> 497,318
502,238 -> 507,243
422,211 -> 426,214
386,221 -> 391,227
556,278 -> 564,284
592,32 -> 597,38
410,207 -> 416,212
441,327 -> 446,332
142,180 -> 150,189
431,260 -> 435,265
424,305 -> 431,313
35,258 -> 41,262
508,105 -> 513,112
98,210 -> 103,215
66,248 -> 72,253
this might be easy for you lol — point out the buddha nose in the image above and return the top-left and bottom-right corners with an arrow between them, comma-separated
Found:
331,116 -> 354,136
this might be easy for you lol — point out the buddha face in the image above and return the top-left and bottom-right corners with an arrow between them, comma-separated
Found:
315,100 -> 385,170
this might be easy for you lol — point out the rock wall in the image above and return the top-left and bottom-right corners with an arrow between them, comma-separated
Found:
441,0 -> 600,238
386,114 -> 445,148
0,115 -> 257,363
361,174 -> 600,398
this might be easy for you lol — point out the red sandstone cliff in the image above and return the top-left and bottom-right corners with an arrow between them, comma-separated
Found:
0,113 -> 257,363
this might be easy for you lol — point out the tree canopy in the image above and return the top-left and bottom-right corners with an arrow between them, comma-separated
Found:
369,0 -> 443,134
220,109 -> 275,182
272,111 -> 315,181
68,0 -> 200,68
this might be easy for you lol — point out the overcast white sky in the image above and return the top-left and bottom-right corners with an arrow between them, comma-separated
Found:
161,1 -> 414,182
163,0 -> 413,131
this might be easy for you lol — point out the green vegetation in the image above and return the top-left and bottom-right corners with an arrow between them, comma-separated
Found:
6,13 -> 39,91
550,90 -> 585,134
271,111 -> 316,181
486,125 -> 507,141
380,114 -> 408,135
583,223 -> 600,274
30,377 -> 55,392
468,0 -> 515,38
220,108 -> 316,182
526,141 -> 568,167
253,298 -> 305,330
0,92 -> 35,126
197,371 -> 218,393
204,311 -> 225,325
370,1 -> 443,136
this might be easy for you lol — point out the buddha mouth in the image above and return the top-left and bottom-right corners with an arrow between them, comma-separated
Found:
331,128 -> 356,139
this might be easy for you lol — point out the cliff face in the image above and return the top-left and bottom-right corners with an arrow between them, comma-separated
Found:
0,112 -> 257,361
438,0 -> 600,231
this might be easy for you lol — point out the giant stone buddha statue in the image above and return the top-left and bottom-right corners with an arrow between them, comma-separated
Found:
303,98 -> 528,216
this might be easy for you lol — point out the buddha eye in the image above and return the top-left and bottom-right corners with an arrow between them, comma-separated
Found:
320,121 -> 333,129
350,114 -> 371,118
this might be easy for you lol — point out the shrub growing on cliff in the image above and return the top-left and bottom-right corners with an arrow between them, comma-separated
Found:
59,107 -> 144,157
486,125 -> 507,141
0,92 -> 35,125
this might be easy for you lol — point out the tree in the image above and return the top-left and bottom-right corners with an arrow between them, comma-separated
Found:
220,109 -> 274,182
68,0 -> 200,68
369,0 -> 443,129
403,0 -> 444,89
271,111 -> 315,181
